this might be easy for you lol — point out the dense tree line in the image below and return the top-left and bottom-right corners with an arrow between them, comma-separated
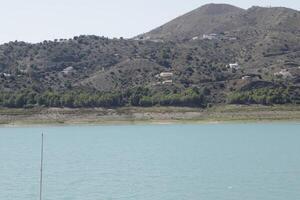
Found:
0,91 -> 124,108
136,88 -> 206,107
1,86 -> 299,108
0,87 -> 207,108
227,87 -> 300,105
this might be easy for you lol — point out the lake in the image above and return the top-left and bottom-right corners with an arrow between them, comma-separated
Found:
0,123 -> 299,200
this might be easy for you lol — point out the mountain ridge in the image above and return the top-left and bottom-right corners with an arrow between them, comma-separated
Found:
137,3 -> 300,41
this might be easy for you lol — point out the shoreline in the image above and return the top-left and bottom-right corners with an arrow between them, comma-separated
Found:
0,105 -> 300,127
1,120 -> 299,128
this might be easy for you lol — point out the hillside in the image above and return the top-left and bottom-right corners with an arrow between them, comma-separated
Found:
0,4 -> 300,108
137,3 -> 245,41
138,4 -> 300,41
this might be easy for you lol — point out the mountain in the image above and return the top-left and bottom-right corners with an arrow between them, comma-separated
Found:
0,4 -> 300,108
138,4 -> 300,41
137,4 -> 245,41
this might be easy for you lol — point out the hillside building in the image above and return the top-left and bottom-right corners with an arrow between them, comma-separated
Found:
62,67 -> 74,75
242,75 -> 252,80
203,33 -> 219,40
274,69 -> 292,78
242,74 -> 261,80
228,63 -> 240,69
162,80 -> 173,85
159,72 -> 173,78
1,73 -> 11,77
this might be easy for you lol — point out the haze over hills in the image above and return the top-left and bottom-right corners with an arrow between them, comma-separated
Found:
0,3 -> 299,108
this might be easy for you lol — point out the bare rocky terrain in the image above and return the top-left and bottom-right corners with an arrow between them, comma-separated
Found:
1,105 -> 300,125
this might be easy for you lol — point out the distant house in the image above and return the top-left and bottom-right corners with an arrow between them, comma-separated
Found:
228,63 -> 240,69
135,36 -> 151,41
242,74 -> 261,80
150,39 -> 164,43
227,37 -> 237,41
154,72 -> 174,86
242,75 -> 252,80
274,69 -> 292,78
203,33 -> 219,40
159,72 -> 173,78
62,67 -> 74,75
203,32 -> 238,41
19,69 -> 28,74
162,80 -> 173,85
2,73 -> 11,77
192,36 -> 199,40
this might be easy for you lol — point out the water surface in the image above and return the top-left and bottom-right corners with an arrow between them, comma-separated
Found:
0,123 -> 299,200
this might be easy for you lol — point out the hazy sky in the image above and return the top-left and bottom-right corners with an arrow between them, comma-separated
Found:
1,0 -> 299,44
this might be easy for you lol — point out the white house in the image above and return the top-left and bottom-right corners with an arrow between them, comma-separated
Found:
203,33 -> 219,40
228,37 -> 237,41
19,69 -> 27,73
228,63 -> 240,69
159,72 -> 173,78
274,69 -> 292,78
2,73 -> 11,77
242,75 -> 252,80
62,67 -> 74,74
162,80 -> 173,85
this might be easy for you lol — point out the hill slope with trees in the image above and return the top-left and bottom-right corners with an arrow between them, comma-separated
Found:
0,4 -> 300,108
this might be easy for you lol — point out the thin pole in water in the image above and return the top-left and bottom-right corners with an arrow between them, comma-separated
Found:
39,133 -> 44,200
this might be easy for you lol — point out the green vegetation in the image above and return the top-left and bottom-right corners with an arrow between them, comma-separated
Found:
227,87 -> 300,105
0,87 -> 207,108
1,5 -> 300,109
0,90 -> 123,108
129,87 -> 206,107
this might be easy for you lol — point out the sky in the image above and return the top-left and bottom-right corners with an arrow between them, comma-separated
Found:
1,0 -> 299,44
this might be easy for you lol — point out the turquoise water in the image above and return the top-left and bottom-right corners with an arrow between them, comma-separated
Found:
0,123 -> 299,200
